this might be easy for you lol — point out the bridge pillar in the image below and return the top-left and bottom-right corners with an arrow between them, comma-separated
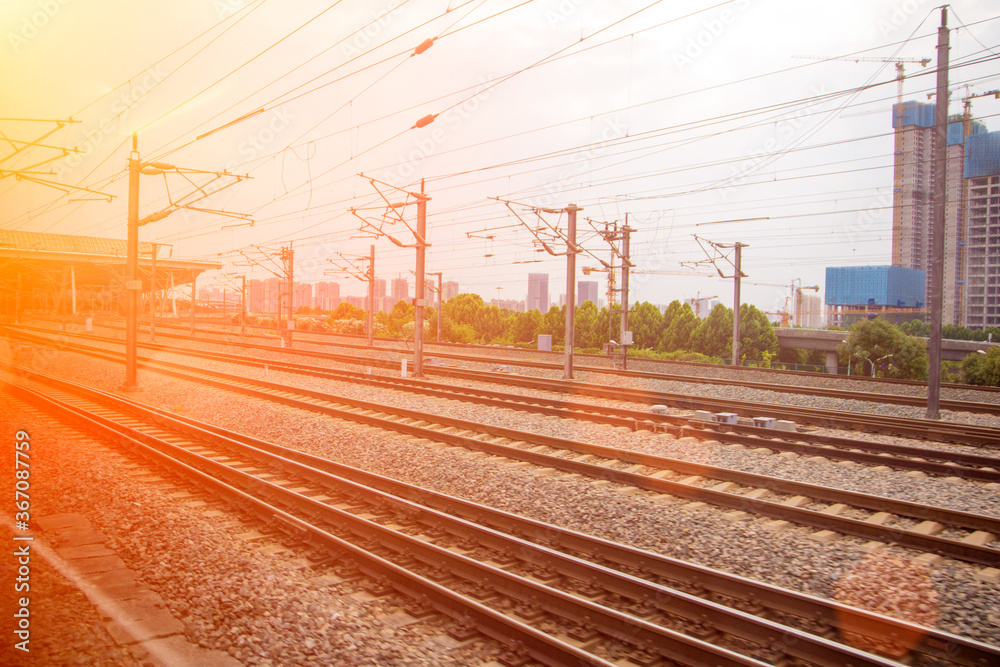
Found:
825,350 -> 839,374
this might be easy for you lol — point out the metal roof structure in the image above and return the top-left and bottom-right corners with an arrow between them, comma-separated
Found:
0,230 -> 220,314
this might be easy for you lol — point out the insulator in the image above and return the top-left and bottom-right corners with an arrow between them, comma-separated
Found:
413,114 -> 437,129
412,38 -> 434,56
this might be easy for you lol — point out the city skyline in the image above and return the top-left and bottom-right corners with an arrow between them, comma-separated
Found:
4,2 -> 1000,321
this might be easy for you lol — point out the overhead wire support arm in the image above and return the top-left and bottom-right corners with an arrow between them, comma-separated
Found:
0,117 -> 80,166
137,164 -> 252,227
1,117 -> 115,201
688,234 -> 747,367
354,174 -> 432,374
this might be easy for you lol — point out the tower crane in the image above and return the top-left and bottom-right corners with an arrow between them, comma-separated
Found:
746,279 -> 818,327
962,88 -> 999,132
793,55 -> 930,111
688,293 -> 718,318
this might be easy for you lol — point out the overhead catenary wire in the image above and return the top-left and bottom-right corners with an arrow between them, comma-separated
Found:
6,3 -> 1000,302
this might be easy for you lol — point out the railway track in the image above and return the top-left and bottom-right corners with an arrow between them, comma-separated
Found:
4,347 -> 999,569
43,315 -> 1000,396
5,367 -> 998,666
9,324 -> 1000,482
13,320 -> 1000,416
6,324 -> 1000,448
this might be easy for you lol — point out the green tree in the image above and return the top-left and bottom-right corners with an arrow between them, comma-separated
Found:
443,292 -> 485,327
540,305 -> 565,346
658,302 -> 697,352
738,303 -> 779,364
629,301 -> 663,349
574,301 -> 602,350
962,348 -> 1000,386
510,310 -> 543,345
660,300 -> 683,331
690,303 -> 732,359
441,319 -> 477,343
889,335 -> 929,380
476,304 -> 506,343
329,301 -> 365,321
841,319 -> 928,380
899,319 -> 930,337
595,305 -> 616,350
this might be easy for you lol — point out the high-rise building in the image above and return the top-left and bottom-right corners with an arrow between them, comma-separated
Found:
578,280 -> 598,306
247,279 -> 265,312
527,273 -> 548,312
442,281 -> 460,301
825,265 -> 926,328
963,131 -> 1000,329
891,101 -> 987,325
799,293 -> 823,329
314,281 -> 340,311
263,277 -> 281,313
372,278 -> 387,313
390,277 -> 409,304
293,282 -> 312,310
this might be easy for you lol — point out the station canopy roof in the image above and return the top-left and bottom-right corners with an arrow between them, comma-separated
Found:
0,229 -> 220,292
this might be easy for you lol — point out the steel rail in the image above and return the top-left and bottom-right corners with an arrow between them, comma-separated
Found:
6,380 -> 782,667
5,352 -> 998,567
20,325 -> 1000,479
8,322 -> 1000,416
5,325 -> 1000,449
5,375 -> 974,667
43,315 -> 1000,395
17,371 -> 997,667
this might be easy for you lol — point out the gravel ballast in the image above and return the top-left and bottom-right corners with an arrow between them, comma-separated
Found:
6,339 -> 1000,651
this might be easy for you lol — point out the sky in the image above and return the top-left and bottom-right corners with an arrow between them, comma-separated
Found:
2,0 -> 1000,317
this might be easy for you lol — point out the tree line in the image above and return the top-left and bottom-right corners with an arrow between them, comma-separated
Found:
323,293 -> 782,364
281,292 -> 1000,386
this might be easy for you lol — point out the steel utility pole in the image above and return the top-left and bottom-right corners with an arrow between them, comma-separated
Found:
149,243 -> 157,343
123,134 -> 140,391
280,243 -> 294,347
732,242 -> 744,367
688,236 -> 747,367
240,275 -> 246,334
563,205 -> 581,379
927,7 -> 950,420
620,222 -> 632,370
427,272 -> 443,342
367,245 -> 375,347
350,175 -> 431,371
414,183 -> 427,377
121,136 -> 249,390
190,278 -> 197,335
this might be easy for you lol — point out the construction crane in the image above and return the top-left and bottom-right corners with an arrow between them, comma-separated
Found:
794,55 -> 930,107
765,297 -> 794,328
688,294 -> 718,318
962,88 -> 1000,132
746,279 -> 818,327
